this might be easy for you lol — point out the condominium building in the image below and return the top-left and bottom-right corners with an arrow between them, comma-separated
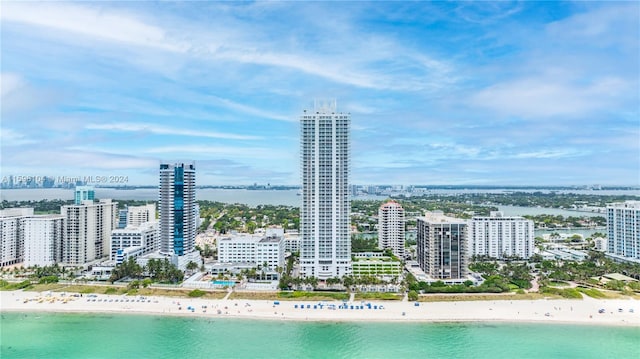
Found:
284,234 -> 300,253
74,186 -> 95,205
594,237 -> 608,252
469,211 -> 535,260
378,201 -> 405,258
0,208 -> 33,267
127,204 -> 156,227
217,234 -> 285,270
416,212 -> 468,280
607,201 -> 640,260
159,162 -> 200,268
110,221 -> 159,262
23,215 -> 65,267
61,199 -> 117,265
299,100 -> 351,279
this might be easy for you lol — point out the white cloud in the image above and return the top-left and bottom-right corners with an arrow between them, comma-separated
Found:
546,4 -> 640,47
0,73 -> 24,98
206,95 -> 293,122
5,148 -> 157,170
510,149 -> 585,159
1,2 -> 186,52
2,2 -> 455,92
85,122 -> 262,141
0,128 -> 37,146
143,145 -> 291,160
470,76 -> 632,118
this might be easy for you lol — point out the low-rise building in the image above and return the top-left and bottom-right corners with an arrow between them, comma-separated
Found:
541,247 -> 588,262
110,222 -> 159,263
217,233 -> 285,270
284,236 -> 300,253
594,237 -> 608,252
351,252 -> 402,280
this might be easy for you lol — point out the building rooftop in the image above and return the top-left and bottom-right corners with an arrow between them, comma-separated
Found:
607,200 -> 640,209
0,208 -> 34,218
421,211 -> 466,224
259,236 -> 281,243
472,211 -> 527,220
219,234 -> 282,244
379,200 -> 403,209
28,214 -> 65,219
603,273 -> 638,282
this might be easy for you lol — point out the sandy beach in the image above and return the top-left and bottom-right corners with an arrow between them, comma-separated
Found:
2,290 -> 639,326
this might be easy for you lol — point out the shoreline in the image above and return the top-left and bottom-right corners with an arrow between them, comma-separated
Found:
2,291 -> 638,327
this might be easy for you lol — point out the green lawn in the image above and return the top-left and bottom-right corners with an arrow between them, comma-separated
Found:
354,292 -> 402,301
278,291 -> 349,301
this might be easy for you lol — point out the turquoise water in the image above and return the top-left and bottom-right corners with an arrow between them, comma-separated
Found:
1,313 -> 638,358
212,280 -> 236,287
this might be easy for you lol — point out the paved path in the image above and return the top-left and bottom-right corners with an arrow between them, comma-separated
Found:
528,275 -> 540,293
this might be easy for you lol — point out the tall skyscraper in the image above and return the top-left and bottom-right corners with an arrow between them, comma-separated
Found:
378,200 -> 405,258
0,208 -> 33,267
61,199 -> 117,265
300,100 -> 351,279
23,215 -> 65,267
159,162 -> 199,268
74,186 -> 95,205
469,211 -> 534,260
607,201 -> 640,261
416,212 -> 468,280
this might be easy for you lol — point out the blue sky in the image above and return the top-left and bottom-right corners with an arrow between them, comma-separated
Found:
1,1 -> 638,186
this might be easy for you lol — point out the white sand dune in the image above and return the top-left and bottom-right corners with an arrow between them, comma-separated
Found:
2,291 -> 638,326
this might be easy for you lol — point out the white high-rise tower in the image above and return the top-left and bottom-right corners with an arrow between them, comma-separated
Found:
300,100 -> 351,279
607,201 -> 640,261
378,201 -> 405,258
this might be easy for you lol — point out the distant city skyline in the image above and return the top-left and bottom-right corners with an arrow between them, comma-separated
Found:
1,2 -> 638,186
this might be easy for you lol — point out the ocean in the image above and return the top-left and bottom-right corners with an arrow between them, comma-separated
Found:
1,312 -> 638,358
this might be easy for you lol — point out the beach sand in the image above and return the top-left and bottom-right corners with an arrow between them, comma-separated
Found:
2,290 -> 638,326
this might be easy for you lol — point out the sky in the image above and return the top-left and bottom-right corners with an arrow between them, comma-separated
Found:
1,1 -> 638,186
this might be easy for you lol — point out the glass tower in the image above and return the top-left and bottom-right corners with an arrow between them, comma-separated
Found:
417,212 -> 468,280
159,162 -> 196,257
74,186 -> 95,205
300,100 -> 351,279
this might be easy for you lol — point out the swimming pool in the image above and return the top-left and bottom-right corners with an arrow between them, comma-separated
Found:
212,280 -> 236,287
